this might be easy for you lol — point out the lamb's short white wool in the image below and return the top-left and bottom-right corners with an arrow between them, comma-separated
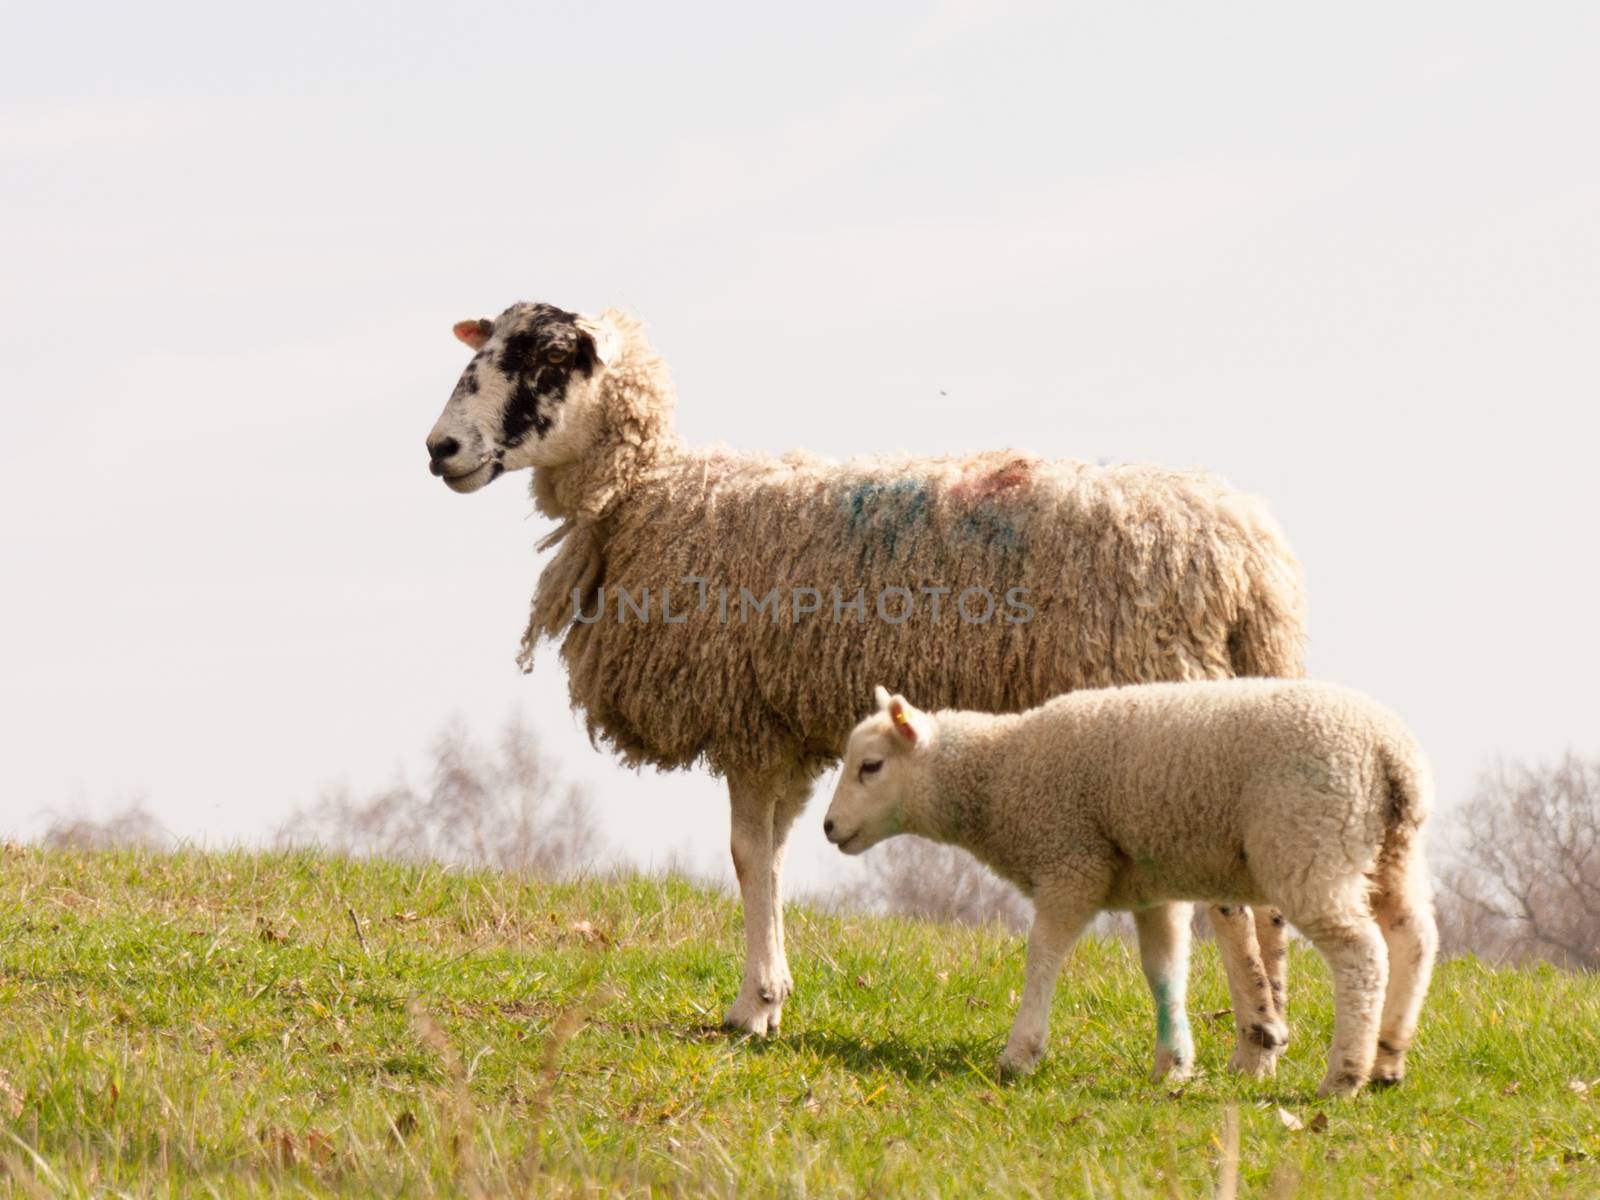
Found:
826,680 -> 1437,1098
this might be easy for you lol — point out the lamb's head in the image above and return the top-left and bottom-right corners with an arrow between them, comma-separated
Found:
425,302 -> 622,493
824,686 -> 938,856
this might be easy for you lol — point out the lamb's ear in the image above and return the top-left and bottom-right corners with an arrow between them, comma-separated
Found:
887,696 -> 934,747
873,684 -> 893,711
453,318 -> 494,350
576,315 -> 620,366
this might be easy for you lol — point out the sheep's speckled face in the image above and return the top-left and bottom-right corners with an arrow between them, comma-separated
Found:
824,688 -> 935,856
425,301 -> 615,493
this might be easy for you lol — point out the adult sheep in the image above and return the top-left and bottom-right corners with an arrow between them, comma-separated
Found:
423,301 -> 1308,1073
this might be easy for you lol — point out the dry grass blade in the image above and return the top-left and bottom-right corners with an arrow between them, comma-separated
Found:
0,1128 -> 62,1191
1215,1104 -> 1241,1200
0,1069 -> 23,1120
408,1001 -> 483,1199
520,984 -> 618,1187
346,905 -> 370,956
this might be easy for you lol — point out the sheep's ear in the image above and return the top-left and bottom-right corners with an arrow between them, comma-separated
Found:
453,318 -> 494,350
873,684 -> 893,711
887,696 -> 932,747
576,315 -> 620,366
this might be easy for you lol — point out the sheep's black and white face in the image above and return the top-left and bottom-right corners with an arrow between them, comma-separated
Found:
425,301 -> 616,493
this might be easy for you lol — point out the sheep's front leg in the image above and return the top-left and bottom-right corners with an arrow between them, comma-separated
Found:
998,889 -> 1096,1077
1210,904 -> 1288,1076
723,768 -> 810,1036
1134,903 -> 1195,1082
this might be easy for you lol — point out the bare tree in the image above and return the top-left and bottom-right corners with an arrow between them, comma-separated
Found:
283,716 -> 603,876
42,801 -> 168,850
833,838 -> 1033,931
1437,755 -> 1600,967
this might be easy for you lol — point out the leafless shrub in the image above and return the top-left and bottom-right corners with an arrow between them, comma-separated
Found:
42,801 -> 168,850
282,716 -> 603,877
1436,755 -> 1600,967
832,838 -> 1033,931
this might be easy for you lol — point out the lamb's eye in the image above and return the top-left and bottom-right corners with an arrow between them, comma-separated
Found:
545,345 -> 569,363
858,759 -> 883,781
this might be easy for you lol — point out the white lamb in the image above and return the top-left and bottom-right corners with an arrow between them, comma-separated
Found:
824,680 -> 1437,1098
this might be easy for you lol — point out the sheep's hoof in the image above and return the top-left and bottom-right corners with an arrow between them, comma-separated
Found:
996,1041 -> 1044,1078
1316,1072 -> 1367,1099
723,980 -> 791,1037
722,1004 -> 778,1037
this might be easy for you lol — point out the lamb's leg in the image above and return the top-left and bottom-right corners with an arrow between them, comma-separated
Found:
1254,906 -> 1291,1022
1300,913 -> 1388,1098
1134,903 -> 1195,1082
997,889 -> 1096,1077
1370,870 -> 1438,1086
723,767 -> 810,1036
1210,905 -> 1288,1076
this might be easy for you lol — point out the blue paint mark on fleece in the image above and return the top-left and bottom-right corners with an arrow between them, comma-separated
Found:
844,479 -> 931,558
958,509 -> 1021,550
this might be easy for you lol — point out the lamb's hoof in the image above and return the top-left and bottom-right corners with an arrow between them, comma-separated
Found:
1152,1046 -> 1195,1084
1226,1043 -> 1281,1079
1370,1044 -> 1408,1086
1316,1072 -> 1367,1099
1227,1020 -> 1287,1078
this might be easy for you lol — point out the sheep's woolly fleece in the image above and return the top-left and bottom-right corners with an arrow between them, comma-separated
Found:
522,310 -> 1307,778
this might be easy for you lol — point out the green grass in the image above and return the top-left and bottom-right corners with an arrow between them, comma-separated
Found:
3,847 -> 1600,1196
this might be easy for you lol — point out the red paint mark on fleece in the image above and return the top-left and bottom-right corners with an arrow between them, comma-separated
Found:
949,454 -> 1035,502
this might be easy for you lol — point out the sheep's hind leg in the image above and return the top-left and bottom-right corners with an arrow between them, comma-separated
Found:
998,881 -> 1099,1077
1134,903 -> 1196,1082
764,776 -> 810,1029
723,767 -> 810,1036
1298,911 -> 1388,1098
1370,867 -> 1438,1086
1210,905 -> 1288,1077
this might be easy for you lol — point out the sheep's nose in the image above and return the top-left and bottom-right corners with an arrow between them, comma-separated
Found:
427,436 -> 460,475
823,818 -> 835,837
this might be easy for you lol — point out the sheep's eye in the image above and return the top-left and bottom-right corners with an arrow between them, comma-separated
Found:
858,759 -> 883,781
545,345 -> 569,363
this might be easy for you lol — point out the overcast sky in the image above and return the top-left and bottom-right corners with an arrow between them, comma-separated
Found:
3,1 -> 1596,892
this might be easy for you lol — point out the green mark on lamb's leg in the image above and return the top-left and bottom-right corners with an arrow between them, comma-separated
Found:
1136,904 -> 1195,1081
1152,979 -> 1193,1068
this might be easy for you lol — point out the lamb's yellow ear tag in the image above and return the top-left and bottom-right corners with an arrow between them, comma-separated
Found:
894,710 -> 909,725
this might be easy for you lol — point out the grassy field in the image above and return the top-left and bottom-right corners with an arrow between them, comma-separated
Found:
3,847 -> 1600,1196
